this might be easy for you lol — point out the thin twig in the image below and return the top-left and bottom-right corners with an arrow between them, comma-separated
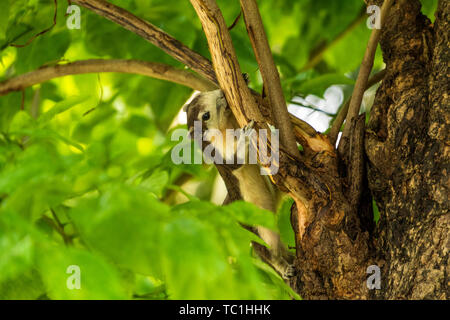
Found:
0,27 -> 33,51
50,208 -> 64,228
289,101 -> 336,117
328,69 -> 386,145
10,0 -> 58,48
228,12 -> 242,31
339,0 -> 394,155
41,209 -> 74,246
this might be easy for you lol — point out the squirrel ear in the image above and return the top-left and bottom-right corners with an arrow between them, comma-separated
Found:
183,91 -> 201,112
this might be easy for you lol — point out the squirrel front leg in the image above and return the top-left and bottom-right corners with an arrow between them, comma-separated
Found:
255,226 -> 295,279
232,122 -> 295,279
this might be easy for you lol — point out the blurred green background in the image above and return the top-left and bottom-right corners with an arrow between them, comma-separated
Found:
0,0 -> 437,299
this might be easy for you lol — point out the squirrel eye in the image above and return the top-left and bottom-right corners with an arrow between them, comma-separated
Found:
202,112 -> 210,121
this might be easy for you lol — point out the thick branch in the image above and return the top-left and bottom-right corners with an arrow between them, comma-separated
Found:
189,0 -> 263,126
0,59 -> 216,96
72,0 -> 218,84
339,0 -> 394,154
240,0 -> 300,158
365,0 -> 448,299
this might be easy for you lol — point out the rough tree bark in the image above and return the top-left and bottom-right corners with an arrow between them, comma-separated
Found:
365,0 -> 449,299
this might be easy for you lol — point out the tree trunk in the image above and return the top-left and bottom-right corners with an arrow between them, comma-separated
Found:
291,0 -> 448,299
365,0 -> 449,299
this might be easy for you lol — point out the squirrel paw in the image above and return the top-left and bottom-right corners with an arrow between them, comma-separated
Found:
274,259 -> 296,280
242,120 -> 255,135
281,264 -> 296,279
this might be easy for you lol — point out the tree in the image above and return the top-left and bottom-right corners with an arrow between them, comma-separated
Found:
0,0 -> 447,299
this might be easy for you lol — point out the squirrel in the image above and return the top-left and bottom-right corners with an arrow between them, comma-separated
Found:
183,88 -> 295,279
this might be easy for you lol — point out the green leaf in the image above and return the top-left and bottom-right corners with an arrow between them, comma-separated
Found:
140,170 -> 169,197
15,30 -> 71,74
0,92 -> 22,132
37,245 -> 127,299
0,0 -> 10,40
9,110 -> 35,132
69,185 -> 170,277
37,95 -> 90,125
222,201 -> 277,230
0,220 -> 34,282
161,217 -> 229,299
0,270 -> 45,300
12,128 -> 84,152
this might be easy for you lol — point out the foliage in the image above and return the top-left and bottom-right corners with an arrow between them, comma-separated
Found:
0,0 -> 437,299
